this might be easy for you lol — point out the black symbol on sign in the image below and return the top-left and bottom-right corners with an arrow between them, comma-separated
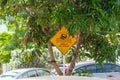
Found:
61,34 -> 67,40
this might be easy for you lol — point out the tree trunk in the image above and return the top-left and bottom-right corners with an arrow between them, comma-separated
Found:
66,33 -> 82,75
47,41 -> 63,75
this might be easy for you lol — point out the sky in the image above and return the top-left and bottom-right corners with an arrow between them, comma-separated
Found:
0,24 -> 7,32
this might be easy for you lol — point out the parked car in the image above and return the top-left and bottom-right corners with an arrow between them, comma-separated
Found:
71,61 -> 120,77
0,68 -> 50,80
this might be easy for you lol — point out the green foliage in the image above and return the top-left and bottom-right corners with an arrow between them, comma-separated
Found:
22,48 -> 42,63
9,48 -> 50,70
72,69 -> 92,77
83,33 -> 118,64
0,51 -> 11,63
0,32 -> 12,63
1,29 -> 24,51
116,43 -> 120,56
0,0 -> 7,8
0,32 -> 12,48
0,0 -> 120,66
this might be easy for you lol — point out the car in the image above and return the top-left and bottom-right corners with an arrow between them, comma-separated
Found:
0,68 -> 50,80
71,61 -> 120,77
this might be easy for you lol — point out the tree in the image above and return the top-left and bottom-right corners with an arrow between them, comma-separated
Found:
0,0 -> 120,75
0,32 -> 12,63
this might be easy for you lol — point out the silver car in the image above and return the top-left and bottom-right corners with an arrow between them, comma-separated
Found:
0,68 -> 50,80
72,61 -> 120,77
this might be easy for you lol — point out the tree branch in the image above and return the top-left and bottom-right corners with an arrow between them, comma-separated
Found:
47,41 -> 63,75
67,33 -> 82,75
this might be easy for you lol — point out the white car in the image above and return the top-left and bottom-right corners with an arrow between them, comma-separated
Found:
0,68 -> 50,80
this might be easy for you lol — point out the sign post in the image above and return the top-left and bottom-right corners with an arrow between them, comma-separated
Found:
63,55 -> 66,76
50,26 -> 77,75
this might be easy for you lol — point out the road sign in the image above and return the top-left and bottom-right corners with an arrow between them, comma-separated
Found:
50,26 -> 77,55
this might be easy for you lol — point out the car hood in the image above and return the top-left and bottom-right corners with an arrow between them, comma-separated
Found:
0,78 -> 15,80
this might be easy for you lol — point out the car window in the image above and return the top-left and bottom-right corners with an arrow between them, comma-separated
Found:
86,64 -> 96,73
113,64 -> 120,72
27,70 -> 37,77
19,73 -> 28,79
37,70 -> 49,76
96,64 -> 102,73
101,63 -> 120,72
74,66 -> 86,72
18,70 -> 37,79
107,63 -> 120,72
102,63 -> 112,72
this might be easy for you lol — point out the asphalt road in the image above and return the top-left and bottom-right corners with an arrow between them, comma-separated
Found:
18,76 -> 108,80
99,76 -> 120,80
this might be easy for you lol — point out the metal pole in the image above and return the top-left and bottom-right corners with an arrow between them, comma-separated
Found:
63,55 -> 66,76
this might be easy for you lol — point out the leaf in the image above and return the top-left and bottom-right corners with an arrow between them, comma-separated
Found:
1,0 -> 7,7
28,0 -> 34,6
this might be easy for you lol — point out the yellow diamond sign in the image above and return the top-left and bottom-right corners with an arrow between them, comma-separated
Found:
50,26 -> 77,55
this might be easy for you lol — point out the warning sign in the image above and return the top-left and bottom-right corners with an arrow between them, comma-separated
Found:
50,26 -> 77,55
